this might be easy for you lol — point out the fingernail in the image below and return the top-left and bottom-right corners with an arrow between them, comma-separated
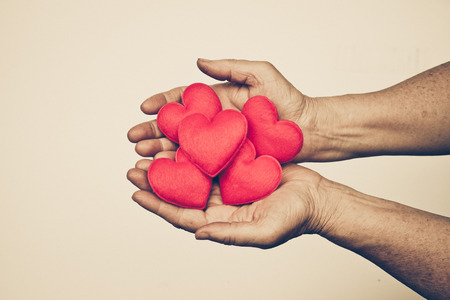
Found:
198,58 -> 211,63
195,231 -> 209,240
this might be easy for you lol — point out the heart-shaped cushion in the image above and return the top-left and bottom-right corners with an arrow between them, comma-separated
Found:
147,149 -> 212,209
157,83 -> 222,143
178,110 -> 248,177
241,96 -> 303,163
219,139 -> 282,205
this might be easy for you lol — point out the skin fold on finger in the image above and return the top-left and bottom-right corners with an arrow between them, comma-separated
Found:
140,86 -> 186,114
135,138 -> 178,157
132,190 -> 208,233
127,168 -> 152,191
195,221 -> 275,249
128,119 -> 164,143
154,151 -> 176,160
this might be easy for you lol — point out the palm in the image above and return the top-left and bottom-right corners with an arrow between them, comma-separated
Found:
128,163 -> 317,248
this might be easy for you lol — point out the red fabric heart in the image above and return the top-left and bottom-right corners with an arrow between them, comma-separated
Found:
178,110 -> 248,177
241,96 -> 303,163
157,83 -> 222,143
147,149 -> 212,209
219,139 -> 282,205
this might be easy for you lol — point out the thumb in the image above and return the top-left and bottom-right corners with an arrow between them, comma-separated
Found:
197,58 -> 261,86
195,221 -> 279,249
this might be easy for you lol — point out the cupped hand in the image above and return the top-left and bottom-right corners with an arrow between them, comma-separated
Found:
127,59 -> 316,162
126,154 -> 326,249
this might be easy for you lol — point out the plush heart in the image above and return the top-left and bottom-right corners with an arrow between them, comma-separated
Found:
157,83 -> 222,143
178,110 -> 248,177
241,95 -> 303,163
147,149 -> 212,209
219,139 -> 282,205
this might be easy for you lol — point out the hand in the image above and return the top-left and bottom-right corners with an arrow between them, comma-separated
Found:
127,59 -> 317,162
126,153 -> 326,249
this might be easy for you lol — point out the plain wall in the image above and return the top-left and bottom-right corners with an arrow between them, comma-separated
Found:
1,1 -> 449,299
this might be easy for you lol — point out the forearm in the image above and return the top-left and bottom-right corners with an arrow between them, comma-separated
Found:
316,179 -> 450,299
304,62 -> 450,161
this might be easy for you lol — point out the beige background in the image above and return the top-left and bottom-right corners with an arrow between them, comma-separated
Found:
1,0 -> 449,299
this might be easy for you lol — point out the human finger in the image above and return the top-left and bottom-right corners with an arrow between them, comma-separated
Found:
135,138 -> 178,157
132,190 -> 207,233
195,220 -> 280,249
128,119 -> 164,143
127,168 -> 152,191
140,86 -> 186,114
135,159 -> 152,171
197,58 -> 273,86
204,182 -> 223,208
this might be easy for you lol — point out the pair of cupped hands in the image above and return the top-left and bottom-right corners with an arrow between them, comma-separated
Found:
127,59 -> 335,248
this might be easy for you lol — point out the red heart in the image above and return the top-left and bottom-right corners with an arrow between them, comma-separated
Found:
219,139 -> 282,205
178,110 -> 248,177
147,149 -> 212,209
157,83 -> 222,143
241,96 -> 303,163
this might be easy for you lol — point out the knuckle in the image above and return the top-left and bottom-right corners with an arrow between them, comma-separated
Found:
146,121 -> 156,137
223,235 -> 235,246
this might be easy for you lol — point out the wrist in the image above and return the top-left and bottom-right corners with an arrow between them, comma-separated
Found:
295,95 -> 349,162
299,93 -> 387,162
312,178 -> 383,251
302,175 -> 345,236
